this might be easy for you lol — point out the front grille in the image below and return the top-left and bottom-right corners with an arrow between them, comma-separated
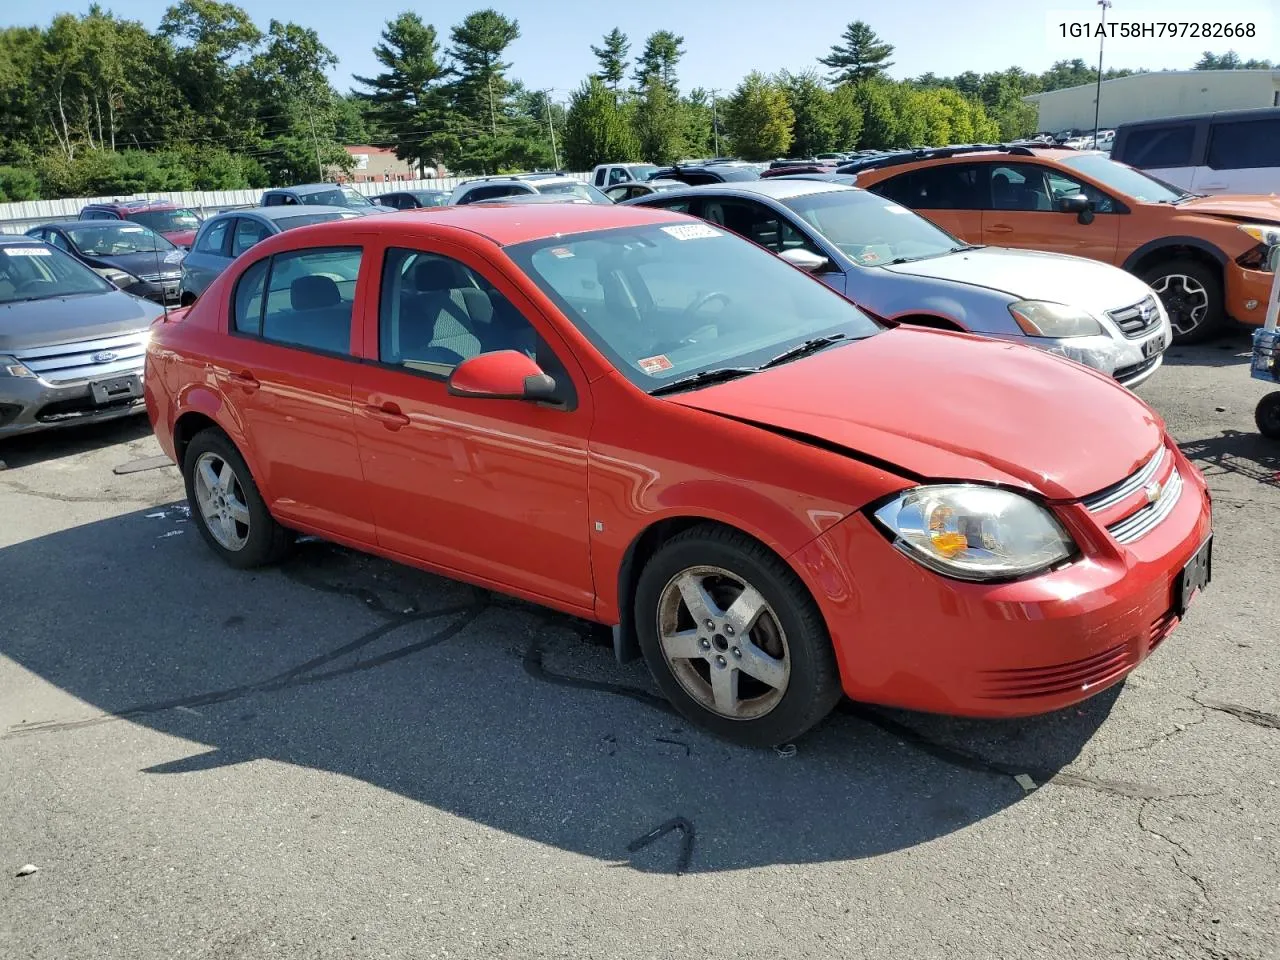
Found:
137,272 -> 180,283
1083,444 -> 1184,545
980,642 -> 1132,699
1108,294 -> 1162,338
1148,612 -> 1178,653
1113,354 -> 1160,385
36,394 -> 141,422
12,332 -> 148,384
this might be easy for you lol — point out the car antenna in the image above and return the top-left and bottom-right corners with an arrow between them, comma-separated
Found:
150,217 -> 170,322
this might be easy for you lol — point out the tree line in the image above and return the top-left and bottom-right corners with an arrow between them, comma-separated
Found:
0,4 -> 1269,201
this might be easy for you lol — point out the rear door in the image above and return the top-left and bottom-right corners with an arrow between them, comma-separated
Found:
183,217 -> 234,296
213,243 -> 375,543
1195,116 -> 1280,195
865,163 -> 985,242
980,162 -> 1120,263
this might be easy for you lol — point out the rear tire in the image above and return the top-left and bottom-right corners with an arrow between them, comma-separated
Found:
634,524 -> 842,748
182,428 -> 293,568
1256,392 -> 1280,440
1141,258 -> 1224,344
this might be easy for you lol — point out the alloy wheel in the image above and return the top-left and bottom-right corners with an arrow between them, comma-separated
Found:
1150,273 -> 1210,337
656,565 -> 791,720
193,451 -> 251,551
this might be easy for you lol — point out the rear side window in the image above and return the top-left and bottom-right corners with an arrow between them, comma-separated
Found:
871,165 -> 984,210
260,248 -> 362,354
231,218 -> 271,257
1207,119 -> 1280,169
232,258 -> 269,335
195,219 -> 231,255
1118,124 -> 1194,168
460,185 -> 522,203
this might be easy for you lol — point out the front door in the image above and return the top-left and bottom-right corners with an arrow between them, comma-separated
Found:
350,240 -> 595,611
980,162 -> 1121,264
213,244 -> 374,543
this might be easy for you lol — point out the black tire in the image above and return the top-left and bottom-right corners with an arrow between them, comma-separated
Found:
634,524 -> 842,748
1256,392 -> 1280,440
1140,257 -> 1224,345
182,428 -> 293,568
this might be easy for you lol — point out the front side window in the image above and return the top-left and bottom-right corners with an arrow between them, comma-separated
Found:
784,190 -> 961,265
63,223 -> 176,256
130,209 -> 200,234
988,164 -> 1053,211
508,223 -> 882,390
378,247 -> 538,373
234,247 -> 362,353
231,218 -> 272,257
46,232 -> 71,252
1043,169 -> 1117,213
1207,119 -> 1280,170
698,198 -> 825,259
1121,124 -> 1195,168
0,244 -> 112,304
196,218 -> 232,255
537,181 -> 612,203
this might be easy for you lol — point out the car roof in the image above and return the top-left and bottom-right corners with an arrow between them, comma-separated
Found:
641,179 -> 854,201
302,202 -> 689,247
1116,106 -> 1280,128
837,143 -> 1086,176
268,183 -> 351,195
83,199 -> 184,211
0,234 -> 54,246
219,205 -> 355,222
771,173 -> 859,186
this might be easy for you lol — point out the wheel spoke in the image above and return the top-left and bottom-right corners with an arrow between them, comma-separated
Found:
736,640 -> 788,690
197,459 -> 219,499
219,513 -> 239,545
227,498 -> 251,526
218,460 -> 235,493
675,572 -> 717,625
709,663 -> 740,715
662,628 -> 705,661
724,584 -> 767,636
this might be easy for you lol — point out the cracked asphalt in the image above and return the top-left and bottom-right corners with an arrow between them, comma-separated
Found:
2,337 -> 1278,960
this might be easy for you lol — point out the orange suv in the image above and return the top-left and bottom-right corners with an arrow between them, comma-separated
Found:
847,145 -> 1280,343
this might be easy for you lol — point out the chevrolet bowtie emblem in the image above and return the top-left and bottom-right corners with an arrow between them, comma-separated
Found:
1145,481 -> 1163,505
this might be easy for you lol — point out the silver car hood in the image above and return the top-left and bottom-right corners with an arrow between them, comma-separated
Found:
882,246 -> 1156,313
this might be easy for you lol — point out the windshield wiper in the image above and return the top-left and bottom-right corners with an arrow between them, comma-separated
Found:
648,366 -> 758,396
759,333 -> 852,369
950,244 -> 984,253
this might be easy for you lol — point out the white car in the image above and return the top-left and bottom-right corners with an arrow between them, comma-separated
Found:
1111,108 -> 1280,196
449,173 -> 612,205
590,163 -> 662,189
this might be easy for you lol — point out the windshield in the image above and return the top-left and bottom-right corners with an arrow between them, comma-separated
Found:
302,187 -> 374,208
507,222 -> 882,391
129,209 -> 200,234
629,165 -> 660,181
63,222 -> 176,256
538,181 -> 614,204
784,190 -> 961,265
410,192 -> 450,207
1057,153 -> 1185,203
0,244 -> 112,304
716,166 -> 763,182
276,212 -> 359,230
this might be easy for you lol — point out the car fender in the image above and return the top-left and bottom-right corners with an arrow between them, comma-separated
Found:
1121,235 -> 1228,272
849,268 -> 1000,332
172,380 -> 258,477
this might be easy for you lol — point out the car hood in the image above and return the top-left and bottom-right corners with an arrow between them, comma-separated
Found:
1169,195 -> 1280,222
666,326 -> 1163,500
89,250 -> 185,276
880,246 -> 1154,313
0,290 -> 162,352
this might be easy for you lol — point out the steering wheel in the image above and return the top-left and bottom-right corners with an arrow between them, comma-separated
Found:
681,290 -> 732,322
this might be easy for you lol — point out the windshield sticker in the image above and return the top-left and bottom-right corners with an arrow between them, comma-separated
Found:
638,354 -> 673,374
860,250 -> 881,263
661,224 -> 722,241
119,225 -> 145,232
3,247 -> 51,256
549,246 -> 574,259
164,250 -> 184,262
882,206 -> 909,214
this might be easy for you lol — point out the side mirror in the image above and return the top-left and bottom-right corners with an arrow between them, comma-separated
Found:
779,248 -> 831,273
1056,193 -> 1095,224
447,350 -> 558,402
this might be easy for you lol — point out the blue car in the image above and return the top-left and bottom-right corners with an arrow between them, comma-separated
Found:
625,179 -> 1172,389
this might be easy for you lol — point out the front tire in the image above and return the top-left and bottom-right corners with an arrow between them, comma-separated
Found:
1141,258 -> 1224,344
634,524 -> 842,748
1256,392 -> 1280,440
183,428 -> 293,568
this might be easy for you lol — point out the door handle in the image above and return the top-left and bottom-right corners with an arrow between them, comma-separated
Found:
987,224 -> 1014,233
364,402 -> 410,429
226,370 -> 259,391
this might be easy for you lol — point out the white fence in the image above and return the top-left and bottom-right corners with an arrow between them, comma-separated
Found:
0,172 -> 593,233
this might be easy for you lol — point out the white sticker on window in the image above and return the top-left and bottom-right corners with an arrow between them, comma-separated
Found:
661,224 -> 723,241
119,225 -> 145,232
3,247 -> 51,256
164,250 -> 184,262
882,205 -> 910,214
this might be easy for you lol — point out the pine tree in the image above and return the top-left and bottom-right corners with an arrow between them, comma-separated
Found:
591,28 -> 629,91
818,21 -> 895,84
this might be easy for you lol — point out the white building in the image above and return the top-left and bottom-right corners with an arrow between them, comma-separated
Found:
1025,69 -> 1280,133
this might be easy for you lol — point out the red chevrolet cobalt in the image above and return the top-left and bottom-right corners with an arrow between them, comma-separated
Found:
145,204 -> 1212,746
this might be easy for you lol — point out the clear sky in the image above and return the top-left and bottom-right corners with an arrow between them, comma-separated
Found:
5,0 -> 1276,99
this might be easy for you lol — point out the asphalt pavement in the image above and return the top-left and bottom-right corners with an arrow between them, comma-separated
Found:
2,336 -> 1278,960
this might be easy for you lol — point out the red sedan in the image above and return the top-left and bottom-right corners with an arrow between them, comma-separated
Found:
145,203 -> 1212,746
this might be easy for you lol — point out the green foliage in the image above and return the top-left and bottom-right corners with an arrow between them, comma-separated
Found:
828,84 -> 864,151
563,76 -> 638,169
722,72 -> 794,161
0,165 -> 39,202
633,31 -> 684,90
1196,51 -> 1272,70
818,21 -> 894,84
632,75 -> 686,164
779,70 -> 837,157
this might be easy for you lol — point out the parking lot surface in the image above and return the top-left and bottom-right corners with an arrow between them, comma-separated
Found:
2,338 -> 1278,960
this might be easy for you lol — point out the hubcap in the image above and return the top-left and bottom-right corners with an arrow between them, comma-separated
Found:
656,565 -> 791,721
1150,274 -> 1209,336
193,452 -> 251,551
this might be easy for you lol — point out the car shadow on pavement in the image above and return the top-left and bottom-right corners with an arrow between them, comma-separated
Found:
1179,430 -> 1280,489
0,415 -> 154,470
0,506 -> 1124,874
1161,335 -> 1253,369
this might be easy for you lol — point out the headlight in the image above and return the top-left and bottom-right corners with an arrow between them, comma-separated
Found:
1008,300 -> 1104,338
873,485 -> 1074,580
0,355 -> 36,378
1238,223 -> 1280,247
96,268 -> 138,288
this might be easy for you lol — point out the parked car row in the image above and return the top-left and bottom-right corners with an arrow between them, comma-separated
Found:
137,201 -> 1215,747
